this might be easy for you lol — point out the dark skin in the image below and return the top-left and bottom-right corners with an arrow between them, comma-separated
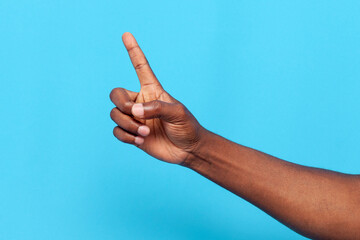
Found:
110,32 -> 360,240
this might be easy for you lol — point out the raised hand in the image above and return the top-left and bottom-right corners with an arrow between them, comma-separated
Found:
110,32 -> 205,164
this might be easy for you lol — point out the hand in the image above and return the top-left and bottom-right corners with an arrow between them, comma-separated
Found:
110,32 -> 204,164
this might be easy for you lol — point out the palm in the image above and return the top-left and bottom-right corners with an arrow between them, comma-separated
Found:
134,85 -> 189,163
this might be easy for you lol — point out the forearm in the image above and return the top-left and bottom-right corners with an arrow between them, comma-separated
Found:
183,129 -> 360,239
115,32 -> 360,239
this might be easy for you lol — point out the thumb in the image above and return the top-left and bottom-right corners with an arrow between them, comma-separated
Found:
131,100 -> 186,123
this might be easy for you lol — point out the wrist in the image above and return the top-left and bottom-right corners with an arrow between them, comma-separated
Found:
180,127 -> 213,168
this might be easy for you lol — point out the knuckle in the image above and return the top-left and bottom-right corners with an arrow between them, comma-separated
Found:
152,100 -> 162,110
128,45 -> 141,57
123,101 -> 133,113
152,100 -> 162,117
113,127 -> 129,143
110,88 -> 125,101
176,104 -> 187,117
110,107 -> 118,119
109,88 -> 119,101
113,127 -> 119,137
110,88 -> 133,114
134,61 -> 149,71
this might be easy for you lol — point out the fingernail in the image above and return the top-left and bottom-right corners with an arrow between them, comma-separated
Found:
132,103 -> 144,118
138,125 -> 150,137
134,136 -> 144,145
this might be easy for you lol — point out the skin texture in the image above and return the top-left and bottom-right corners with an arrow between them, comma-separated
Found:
110,32 -> 360,239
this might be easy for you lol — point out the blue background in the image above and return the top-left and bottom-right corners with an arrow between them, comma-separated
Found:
1,1 -> 359,239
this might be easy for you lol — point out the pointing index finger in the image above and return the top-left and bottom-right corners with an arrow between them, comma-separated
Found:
122,32 -> 161,87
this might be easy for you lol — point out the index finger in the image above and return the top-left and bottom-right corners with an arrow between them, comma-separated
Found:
122,32 -> 162,88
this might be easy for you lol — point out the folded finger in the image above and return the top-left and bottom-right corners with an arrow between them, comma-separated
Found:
110,88 -> 138,115
110,107 -> 150,137
113,126 -> 144,145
